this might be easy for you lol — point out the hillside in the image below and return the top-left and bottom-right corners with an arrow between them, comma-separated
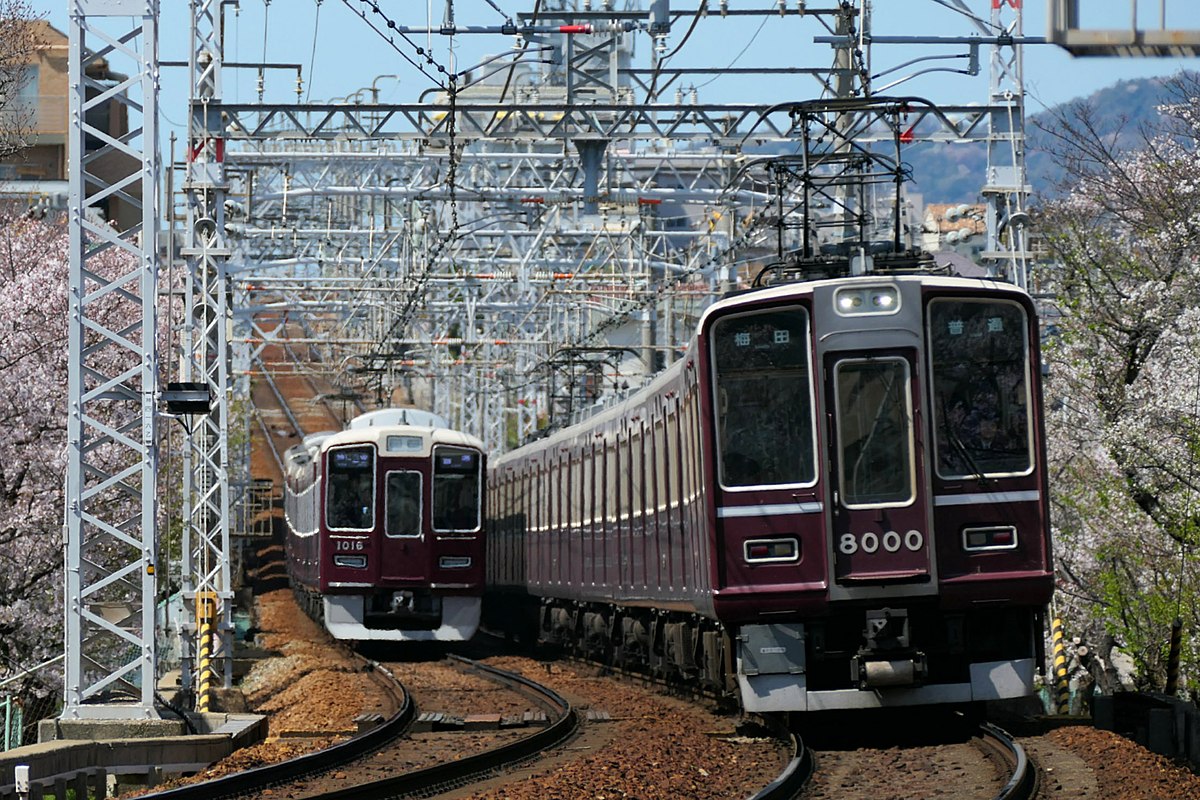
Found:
905,72 -> 1191,204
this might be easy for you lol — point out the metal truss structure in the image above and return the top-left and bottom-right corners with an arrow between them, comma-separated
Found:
220,5 -> 1050,457
64,0 -> 160,719
984,0 -> 1032,287
179,0 -> 234,709
1049,0 -> 1200,57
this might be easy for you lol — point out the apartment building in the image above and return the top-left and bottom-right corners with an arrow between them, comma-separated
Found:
0,20 -> 138,227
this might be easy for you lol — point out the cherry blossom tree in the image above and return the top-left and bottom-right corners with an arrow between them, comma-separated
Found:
0,211 -> 160,734
0,212 -> 75,703
1037,74 -> 1200,694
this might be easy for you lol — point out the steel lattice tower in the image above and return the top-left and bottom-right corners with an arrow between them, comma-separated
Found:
179,0 -> 234,710
64,0 -> 161,720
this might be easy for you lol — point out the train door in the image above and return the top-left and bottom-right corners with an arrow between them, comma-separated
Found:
824,350 -> 933,589
380,465 -> 427,582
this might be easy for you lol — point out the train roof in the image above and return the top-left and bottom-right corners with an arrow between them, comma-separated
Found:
319,423 -> 485,458
492,350 -> 689,468
698,272 -> 1032,328
349,408 -> 451,430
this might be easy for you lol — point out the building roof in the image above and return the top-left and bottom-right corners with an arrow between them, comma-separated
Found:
923,203 -> 986,236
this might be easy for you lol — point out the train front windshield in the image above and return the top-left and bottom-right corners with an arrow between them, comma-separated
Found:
326,446 -> 375,530
928,299 -> 1033,478
711,307 -> 817,488
433,446 -> 482,532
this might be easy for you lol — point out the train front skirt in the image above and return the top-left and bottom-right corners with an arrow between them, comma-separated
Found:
736,622 -> 1036,712
323,595 -> 481,641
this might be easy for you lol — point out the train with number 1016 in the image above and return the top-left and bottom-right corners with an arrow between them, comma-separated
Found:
284,408 -> 487,642
485,263 -> 1052,712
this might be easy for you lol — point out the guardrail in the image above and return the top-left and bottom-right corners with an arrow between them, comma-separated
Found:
1093,692 -> 1200,770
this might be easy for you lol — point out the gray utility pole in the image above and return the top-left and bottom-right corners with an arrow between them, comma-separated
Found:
64,0 -> 161,719
180,0 -> 233,711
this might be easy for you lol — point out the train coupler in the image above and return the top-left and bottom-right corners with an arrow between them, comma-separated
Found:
853,652 -> 929,688
854,607 -> 928,688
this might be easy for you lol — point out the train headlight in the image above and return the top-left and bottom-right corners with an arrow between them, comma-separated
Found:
834,285 -> 900,316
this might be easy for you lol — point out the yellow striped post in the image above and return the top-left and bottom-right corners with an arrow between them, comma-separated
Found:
196,592 -> 218,713
1052,618 -> 1069,714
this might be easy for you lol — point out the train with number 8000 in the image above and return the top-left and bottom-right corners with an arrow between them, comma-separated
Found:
284,408 -> 487,642
485,265 -> 1052,712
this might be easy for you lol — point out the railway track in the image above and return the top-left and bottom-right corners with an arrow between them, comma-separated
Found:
135,655 -> 577,800
249,319 -> 338,483
798,713 -> 1036,800
979,722 -> 1037,800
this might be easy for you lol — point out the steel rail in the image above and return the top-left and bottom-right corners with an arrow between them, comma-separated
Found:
134,662 -> 413,800
745,730 -> 814,800
133,656 -> 576,800
251,405 -> 289,479
253,350 -> 306,437
981,722 -> 1038,800
300,655 -> 578,800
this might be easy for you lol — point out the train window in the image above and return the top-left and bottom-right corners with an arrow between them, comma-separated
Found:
558,454 -> 568,530
654,418 -> 667,513
710,307 -> 817,488
667,405 -> 680,508
835,358 -> 915,508
605,441 -> 617,522
928,299 -> 1033,479
326,446 -> 375,531
571,455 -> 582,527
385,471 -> 422,537
631,429 -> 644,517
583,453 -> 594,528
432,446 -> 481,533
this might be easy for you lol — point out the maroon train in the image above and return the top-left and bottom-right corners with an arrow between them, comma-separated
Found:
284,409 -> 487,642
486,272 -> 1052,712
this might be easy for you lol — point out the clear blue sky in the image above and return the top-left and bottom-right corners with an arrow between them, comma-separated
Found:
34,1 -> 1198,130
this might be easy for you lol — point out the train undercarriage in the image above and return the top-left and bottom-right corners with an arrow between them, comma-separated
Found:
486,593 -> 1044,713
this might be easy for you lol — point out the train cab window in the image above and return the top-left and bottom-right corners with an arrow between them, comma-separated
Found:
835,358 -> 915,508
432,446 -> 482,533
928,299 -> 1033,479
385,471 -> 422,537
710,307 -> 817,488
326,446 -> 375,530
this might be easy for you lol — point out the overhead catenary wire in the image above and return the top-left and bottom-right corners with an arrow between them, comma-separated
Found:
342,0 -> 453,89
693,13 -> 769,91
305,0 -> 323,103
260,0 -> 270,101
